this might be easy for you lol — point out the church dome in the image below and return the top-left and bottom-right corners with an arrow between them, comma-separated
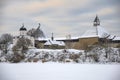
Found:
19,24 -> 27,31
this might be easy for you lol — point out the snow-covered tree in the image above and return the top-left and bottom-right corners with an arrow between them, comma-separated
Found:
0,33 -> 13,54
27,23 -> 45,39
27,28 -> 36,37
13,37 -> 32,53
11,37 -> 33,62
33,24 -> 45,38
12,37 -> 32,55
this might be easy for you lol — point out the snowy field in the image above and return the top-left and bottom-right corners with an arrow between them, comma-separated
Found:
0,63 -> 120,80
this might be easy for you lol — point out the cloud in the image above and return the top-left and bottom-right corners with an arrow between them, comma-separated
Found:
2,0 -> 64,16
98,7 -> 116,16
0,0 -> 120,37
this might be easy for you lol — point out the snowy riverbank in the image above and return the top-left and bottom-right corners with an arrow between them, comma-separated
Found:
0,63 -> 120,80
0,47 -> 120,63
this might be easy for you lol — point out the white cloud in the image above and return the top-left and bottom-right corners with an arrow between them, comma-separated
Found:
0,0 -> 120,37
98,7 -> 116,16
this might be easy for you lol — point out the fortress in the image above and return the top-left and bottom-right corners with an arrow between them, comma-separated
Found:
15,16 -> 120,50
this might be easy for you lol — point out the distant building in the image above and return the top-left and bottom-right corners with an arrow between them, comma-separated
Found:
56,15 -> 120,49
31,16 -> 120,50
19,24 -> 27,36
13,24 -> 35,48
73,15 -> 120,49
44,40 -> 65,49
44,33 -> 65,49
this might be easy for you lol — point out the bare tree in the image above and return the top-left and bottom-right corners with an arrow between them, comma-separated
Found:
0,33 -> 13,53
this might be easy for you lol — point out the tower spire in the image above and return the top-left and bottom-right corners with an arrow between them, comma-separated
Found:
93,15 -> 100,35
93,15 -> 100,26
38,23 -> 41,29
51,33 -> 54,41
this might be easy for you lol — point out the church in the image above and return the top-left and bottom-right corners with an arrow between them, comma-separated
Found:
13,24 -> 35,49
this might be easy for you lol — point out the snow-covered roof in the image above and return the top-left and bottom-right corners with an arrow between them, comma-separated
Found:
113,37 -> 120,41
81,29 -> 98,38
97,26 -> 110,38
36,37 -> 79,41
81,26 -> 110,38
44,40 -> 65,46
107,35 -> 115,40
35,26 -> 119,41
55,37 -> 79,40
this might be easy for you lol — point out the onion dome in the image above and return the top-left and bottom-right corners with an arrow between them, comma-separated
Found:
19,24 -> 27,31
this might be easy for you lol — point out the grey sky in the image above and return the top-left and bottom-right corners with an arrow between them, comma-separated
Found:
0,0 -> 120,37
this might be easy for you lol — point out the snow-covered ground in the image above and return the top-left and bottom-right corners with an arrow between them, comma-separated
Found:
0,63 -> 120,80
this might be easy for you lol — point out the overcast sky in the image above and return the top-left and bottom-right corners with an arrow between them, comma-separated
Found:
0,0 -> 120,38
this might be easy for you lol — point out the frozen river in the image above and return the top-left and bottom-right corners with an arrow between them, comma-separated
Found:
0,63 -> 120,80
